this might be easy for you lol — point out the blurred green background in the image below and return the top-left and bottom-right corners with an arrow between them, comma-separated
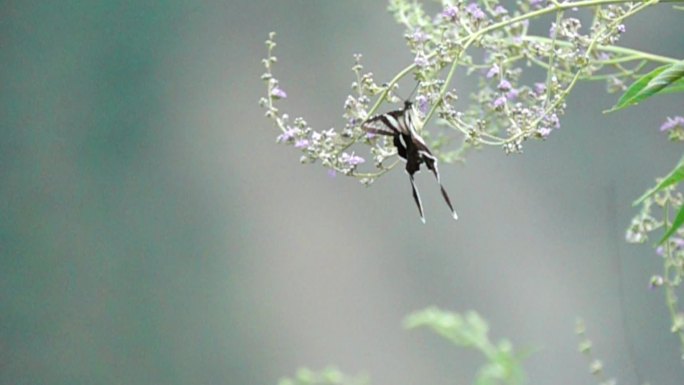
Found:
2,1 -> 684,384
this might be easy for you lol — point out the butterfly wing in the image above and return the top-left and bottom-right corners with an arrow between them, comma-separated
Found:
361,101 -> 458,221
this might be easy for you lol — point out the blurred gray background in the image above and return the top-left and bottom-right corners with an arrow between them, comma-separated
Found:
2,1 -> 684,384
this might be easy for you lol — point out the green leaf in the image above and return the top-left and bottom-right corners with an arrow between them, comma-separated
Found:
404,307 -> 489,347
608,61 -> 684,112
659,205 -> 684,245
660,77 -> 684,95
634,154 -> 684,206
609,65 -> 669,112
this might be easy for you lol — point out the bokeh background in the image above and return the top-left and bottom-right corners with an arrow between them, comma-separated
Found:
2,1 -> 684,384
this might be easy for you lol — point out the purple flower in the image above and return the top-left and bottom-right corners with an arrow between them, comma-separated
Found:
660,116 -> 684,132
549,23 -> 557,37
506,88 -> 519,100
327,169 -> 337,178
617,24 -> 626,33
411,29 -> 428,43
551,114 -> 560,128
277,127 -> 297,143
538,127 -> 552,137
530,0 -> 544,8
341,152 -> 365,167
534,82 -> 546,95
492,96 -> 506,109
486,64 -> 499,79
466,3 -> 486,20
415,94 -> 429,115
271,87 -> 287,99
657,237 -> 684,256
442,5 -> 458,20
498,79 -> 512,91
414,54 -> 429,68
294,139 -> 310,149
493,5 -> 508,15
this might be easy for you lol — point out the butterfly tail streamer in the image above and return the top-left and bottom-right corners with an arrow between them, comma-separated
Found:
439,185 -> 458,220
408,174 -> 426,224
427,160 -> 458,221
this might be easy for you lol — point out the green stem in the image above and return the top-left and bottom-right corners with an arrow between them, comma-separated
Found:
375,0 -> 680,128
422,0 -> 669,127
522,36 -> 680,64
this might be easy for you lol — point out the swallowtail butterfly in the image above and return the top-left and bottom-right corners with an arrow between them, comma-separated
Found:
362,100 -> 458,223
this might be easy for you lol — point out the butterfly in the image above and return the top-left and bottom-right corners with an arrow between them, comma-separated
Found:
362,100 -> 458,223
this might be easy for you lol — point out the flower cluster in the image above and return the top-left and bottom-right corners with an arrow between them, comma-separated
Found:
260,34 -> 397,184
261,0 -> 668,185
627,182 -> 684,288
387,0 -> 654,158
660,116 -> 684,141
627,177 -> 684,347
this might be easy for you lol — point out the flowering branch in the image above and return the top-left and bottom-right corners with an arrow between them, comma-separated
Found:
261,0 -> 681,185
260,0 -> 684,376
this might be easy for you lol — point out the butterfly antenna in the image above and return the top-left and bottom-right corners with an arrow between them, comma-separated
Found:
406,82 -> 420,102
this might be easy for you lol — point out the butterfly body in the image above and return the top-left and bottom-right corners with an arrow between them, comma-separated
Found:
362,101 -> 458,222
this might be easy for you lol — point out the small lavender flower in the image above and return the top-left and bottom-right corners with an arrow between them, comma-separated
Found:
493,5 -> 508,15
415,94 -> 429,115
410,29 -> 428,43
442,5 -> 458,20
548,113 -> 560,129
549,23 -> 557,37
530,0 -> 544,9
486,64 -> 500,79
657,237 -> 684,256
327,169 -> 337,178
271,86 -> 287,99
466,3 -> 486,20
344,96 -> 356,111
534,82 -> 547,95
341,152 -> 365,167
277,127 -> 298,143
626,226 -> 646,243
294,138 -> 310,149
498,79 -> 512,91
617,24 -> 626,33
538,127 -> 552,137
506,88 -> 519,100
414,53 -> 429,68
492,96 -> 506,109
660,116 -> 684,132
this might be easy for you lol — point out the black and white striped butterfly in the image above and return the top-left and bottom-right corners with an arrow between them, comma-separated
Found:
362,100 -> 458,223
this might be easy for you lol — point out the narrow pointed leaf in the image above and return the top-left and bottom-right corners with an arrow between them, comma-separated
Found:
608,61 -> 684,112
658,205 -> 684,245
659,77 -> 684,95
634,154 -> 684,206
640,60 -> 684,95
608,65 -> 669,112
